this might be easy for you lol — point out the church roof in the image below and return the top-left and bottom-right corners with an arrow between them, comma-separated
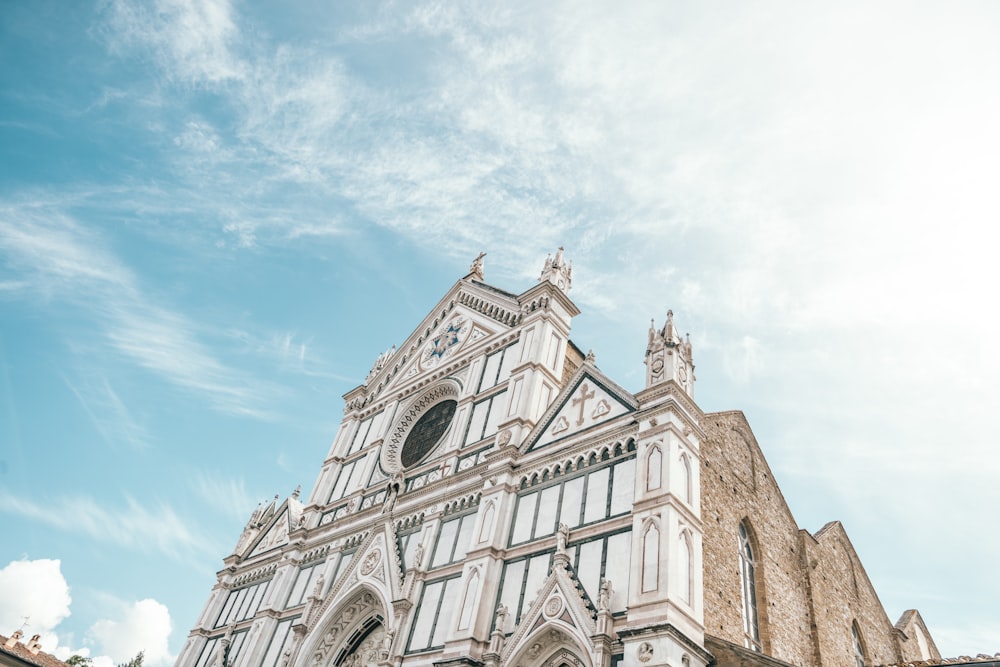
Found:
0,634 -> 73,667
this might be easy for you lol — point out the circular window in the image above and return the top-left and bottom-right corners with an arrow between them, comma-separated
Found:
400,399 -> 457,467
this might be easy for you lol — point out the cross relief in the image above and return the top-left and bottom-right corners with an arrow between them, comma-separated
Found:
571,383 -> 595,426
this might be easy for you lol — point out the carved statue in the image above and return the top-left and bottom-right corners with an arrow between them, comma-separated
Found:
279,649 -> 292,667
470,251 -> 487,279
413,542 -> 424,569
598,578 -> 611,611
495,603 -> 509,632
556,523 -> 569,554
311,572 -> 325,600
381,629 -> 394,659
382,474 -> 401,513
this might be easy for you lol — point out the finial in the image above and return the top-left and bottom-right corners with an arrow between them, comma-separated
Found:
585,349 -> 596,363
538,246 -> 573,292
292,485 -> 301,499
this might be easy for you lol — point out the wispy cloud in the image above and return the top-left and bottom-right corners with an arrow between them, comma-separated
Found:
189,471 -> 256,522
0,491 -> 218,564
0,204 -> 277,417
62,373 -> 150,450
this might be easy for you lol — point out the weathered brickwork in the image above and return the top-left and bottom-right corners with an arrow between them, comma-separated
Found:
700,411 -> 939,667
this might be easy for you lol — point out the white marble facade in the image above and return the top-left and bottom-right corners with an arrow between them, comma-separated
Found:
176,249 -> 707,667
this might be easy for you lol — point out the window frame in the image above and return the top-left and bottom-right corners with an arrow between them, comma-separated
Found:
508,455 -> 636,547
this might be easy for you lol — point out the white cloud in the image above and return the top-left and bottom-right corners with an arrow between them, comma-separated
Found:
0,560 -> 174,667
0,559 -> 71,651
90,599 -> 173,667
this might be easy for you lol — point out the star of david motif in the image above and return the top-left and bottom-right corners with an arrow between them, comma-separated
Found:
421,317 -> 468,369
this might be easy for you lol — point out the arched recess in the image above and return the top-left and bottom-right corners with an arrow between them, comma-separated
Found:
645,444 -> 663,491
641,518 -> 660,593
295,586 -> 392,667
678,528 -> 693,605
679,452 -> 692,505
505,623 -> 593,667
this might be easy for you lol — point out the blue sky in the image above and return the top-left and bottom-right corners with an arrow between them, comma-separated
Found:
2,0 -> 999,662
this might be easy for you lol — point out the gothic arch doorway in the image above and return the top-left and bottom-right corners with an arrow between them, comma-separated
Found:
304,589 -> 390,667
330,617 -> 386,667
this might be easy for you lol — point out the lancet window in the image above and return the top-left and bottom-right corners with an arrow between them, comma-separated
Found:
430,511 -> 478,568
738,521 -> 761,651
284,559 -> 325,609
478,341 -> 521,392
396,528 -> 423,571
464,389 -> 508,446
259,616 -> 298,667
406,575 -> 463,652
328,453 -> 370,503
496,527 -> 633,632
852,622 -> 866,667
215,578 -> 271,627
347,411 -> 385,455
509,456 -> 635,546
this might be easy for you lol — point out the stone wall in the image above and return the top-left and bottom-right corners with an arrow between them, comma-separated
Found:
700,410 -> 936,667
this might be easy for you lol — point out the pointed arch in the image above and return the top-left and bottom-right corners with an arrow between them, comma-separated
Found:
646,444 -> 663,491
458,569 -> 481,630
678,528 -> 693,605
505,623 -> 593,667
297,586 -> 387,667
852,621 -> 867,667
679,452 -> 692,505
641,518 -> 660,593
738,520 -> 762,651
478,501 -> 496,544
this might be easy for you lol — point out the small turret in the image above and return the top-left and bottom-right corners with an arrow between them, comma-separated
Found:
539,246 -> 572,292
645,309 -> 695,396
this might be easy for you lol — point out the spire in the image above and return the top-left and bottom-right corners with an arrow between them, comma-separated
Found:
645,308 -> 695,396
538,246 -> 572,292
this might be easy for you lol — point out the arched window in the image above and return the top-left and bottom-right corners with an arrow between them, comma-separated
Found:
738,521 -> 761,651
852,622 -> 866,667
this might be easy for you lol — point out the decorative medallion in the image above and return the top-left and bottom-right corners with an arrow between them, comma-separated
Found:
638,642 -> 654,663
543,596 -> 563,618
360,550 -> 381,576
420,316 -> 471,370
651,358 -> 664,375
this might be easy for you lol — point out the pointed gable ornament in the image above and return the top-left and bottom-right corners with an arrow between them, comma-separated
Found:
500,529 -> 601,667
539,246 -> 572,293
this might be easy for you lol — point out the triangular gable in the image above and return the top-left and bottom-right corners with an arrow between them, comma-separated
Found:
389,308 -> 499,391
501,554 -> 598,665
356,279 -> 519,400
524,363 -> 638,452
308,521 -> 404,633
245,507 -> 290,558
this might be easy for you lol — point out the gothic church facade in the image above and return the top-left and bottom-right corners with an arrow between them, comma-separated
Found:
175,250 -> 939,667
